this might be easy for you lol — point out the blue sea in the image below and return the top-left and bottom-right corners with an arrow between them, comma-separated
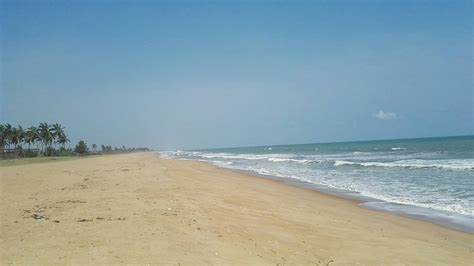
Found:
162,136 -> 474,232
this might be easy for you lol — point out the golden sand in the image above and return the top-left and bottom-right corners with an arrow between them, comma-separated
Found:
1,152 -> 472,264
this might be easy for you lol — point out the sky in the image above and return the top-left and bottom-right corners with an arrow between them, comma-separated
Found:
1,0 -> 472,150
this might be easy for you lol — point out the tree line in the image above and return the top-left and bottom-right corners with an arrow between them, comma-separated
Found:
0,122 -> 149,158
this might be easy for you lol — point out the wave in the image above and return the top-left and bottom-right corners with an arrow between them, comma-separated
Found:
267,157 -> 315,164
203,154 -> 277,160
196,159 -> 233,166
334,159 -> 474,170
391,147 -> 406,151
334,160 -> 355,166
163,150 -> 473,171
216,161 -> 473,217
252,167 -> 315,184
243,164 -> 473,217
161,149 -> 473,218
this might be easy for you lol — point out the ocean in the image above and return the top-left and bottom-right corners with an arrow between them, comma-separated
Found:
161,136 -> 474,232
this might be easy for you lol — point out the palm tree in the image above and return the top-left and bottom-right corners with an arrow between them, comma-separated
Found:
51,123 -> 65,149
1,123 -> 75,157
0,124 -> 5,153
57,133 -> 70,150
25,126 -> 39,151
1,123 -> 13,151
92,144 -> 97,152
10,126 -> 25,155
38,122 -> 53,155
10,126 -> 19,149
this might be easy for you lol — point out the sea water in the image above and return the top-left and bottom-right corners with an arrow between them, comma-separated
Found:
161,136 -> 474,232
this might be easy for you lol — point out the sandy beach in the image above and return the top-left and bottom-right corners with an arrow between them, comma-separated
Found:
0,152 -> 472,265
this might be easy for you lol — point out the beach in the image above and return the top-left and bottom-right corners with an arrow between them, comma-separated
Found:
1,152 -> 472,265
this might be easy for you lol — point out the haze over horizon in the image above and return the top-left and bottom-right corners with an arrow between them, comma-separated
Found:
1,0 -> 472,150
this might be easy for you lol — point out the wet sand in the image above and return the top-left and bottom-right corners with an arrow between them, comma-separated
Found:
1,152 -> 472,264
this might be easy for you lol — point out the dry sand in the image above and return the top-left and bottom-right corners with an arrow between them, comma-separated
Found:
1,152 -> 472,265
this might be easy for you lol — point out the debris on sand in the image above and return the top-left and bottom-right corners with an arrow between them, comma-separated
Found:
31,214 -> 48,220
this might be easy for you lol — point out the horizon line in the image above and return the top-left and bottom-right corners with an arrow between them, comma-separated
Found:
179,134 -> 474,151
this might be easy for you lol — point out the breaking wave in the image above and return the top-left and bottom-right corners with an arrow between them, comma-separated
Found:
333,159 -> 474,171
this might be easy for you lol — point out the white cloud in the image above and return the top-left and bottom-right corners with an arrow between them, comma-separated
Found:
373,110 -> 397,120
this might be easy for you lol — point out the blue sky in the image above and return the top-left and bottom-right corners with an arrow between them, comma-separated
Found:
1,0 -> 472,150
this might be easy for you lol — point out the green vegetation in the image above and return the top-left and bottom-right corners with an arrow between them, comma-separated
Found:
74,140 -> 88,155
0,122 -> 150,159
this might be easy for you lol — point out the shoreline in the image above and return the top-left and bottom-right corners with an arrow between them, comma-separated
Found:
234,168 -> 474,234
1,152 -> 472,264
184,156 -> 474,234
164,154 -> 474,237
